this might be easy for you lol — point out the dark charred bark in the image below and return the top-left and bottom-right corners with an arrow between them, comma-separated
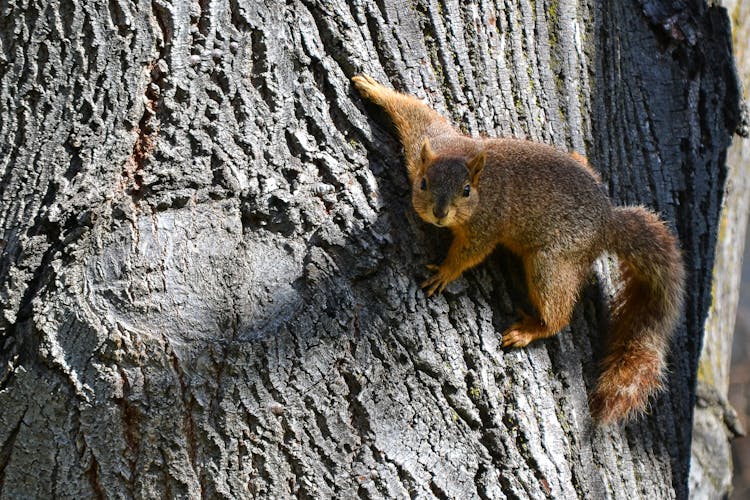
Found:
0,0 -> 741,498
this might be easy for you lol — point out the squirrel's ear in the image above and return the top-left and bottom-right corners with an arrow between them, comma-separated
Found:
420,139 -> 435,166
468,150 -> 486,185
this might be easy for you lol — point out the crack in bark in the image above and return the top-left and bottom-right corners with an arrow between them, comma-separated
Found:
114,363 -> 144,493
0,405 -> 26,493
167,347 -> 203,496
339,366 -> 372,445
279,416 -> 317,499
248,27 -> 276,112
361,6 -> 400,81
3,241 -> 62,373
120,1 -> 172,205
83,437 -> 106,500
413,0 -> 455,116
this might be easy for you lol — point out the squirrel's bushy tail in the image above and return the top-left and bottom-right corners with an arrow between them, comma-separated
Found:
590,206 -> 685,423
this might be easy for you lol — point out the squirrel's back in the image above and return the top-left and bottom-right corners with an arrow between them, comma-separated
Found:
430,136 -> 612,253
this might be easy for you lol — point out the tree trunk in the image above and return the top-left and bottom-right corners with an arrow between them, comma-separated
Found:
689,0 -> 750,498
0,0 -> 740,498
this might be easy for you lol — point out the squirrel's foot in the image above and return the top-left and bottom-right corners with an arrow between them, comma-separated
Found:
352,74 -> 385,103
502,316 -> 548,348
421,264 -> 458,297
501,327 -> 534,348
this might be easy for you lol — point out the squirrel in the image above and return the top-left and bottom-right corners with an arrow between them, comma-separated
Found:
352,74 -> 685,424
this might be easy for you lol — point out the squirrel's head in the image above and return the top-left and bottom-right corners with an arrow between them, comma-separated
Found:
412,139 -> 485,228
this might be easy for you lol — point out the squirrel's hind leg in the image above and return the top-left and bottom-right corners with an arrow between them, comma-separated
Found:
502,252 -> 589,348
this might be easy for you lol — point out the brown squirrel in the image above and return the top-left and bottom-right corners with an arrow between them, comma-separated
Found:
352,74 -> 685,424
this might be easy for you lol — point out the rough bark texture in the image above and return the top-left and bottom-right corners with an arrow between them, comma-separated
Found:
0,0 -> 740,499
688,0 -> 750,498
690,152 -> 748,500
689,0 -> 750,497
728,233 -> 750,498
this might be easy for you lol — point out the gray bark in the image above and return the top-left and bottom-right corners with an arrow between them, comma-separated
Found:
0,0 -> 740,499
689,0 -> 750,497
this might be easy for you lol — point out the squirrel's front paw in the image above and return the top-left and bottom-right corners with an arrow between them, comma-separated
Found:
352,74 -> 383,102
421,264 -> 458,297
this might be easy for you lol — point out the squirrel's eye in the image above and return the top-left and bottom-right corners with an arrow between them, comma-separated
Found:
463,184 -> 471,197
420,178 -> 427,190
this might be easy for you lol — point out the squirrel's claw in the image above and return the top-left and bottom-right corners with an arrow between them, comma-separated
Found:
420,275 -> 442,297
352,74 -> 382,102
501,327 -> 533,348
421,265 -> 454,296
352,75 -> 393,105
352,74 -> 378,86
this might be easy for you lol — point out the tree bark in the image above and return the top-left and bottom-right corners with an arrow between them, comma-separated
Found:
0,0 -> 740,498
689,0 -> 750,498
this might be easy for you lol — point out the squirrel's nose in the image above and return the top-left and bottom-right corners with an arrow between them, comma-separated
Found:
433,206 -> 448,219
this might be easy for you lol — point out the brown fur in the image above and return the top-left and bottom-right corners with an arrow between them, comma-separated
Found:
569,151 -> 601,182
352,75 -> 686,424
589,207 -> 685,423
